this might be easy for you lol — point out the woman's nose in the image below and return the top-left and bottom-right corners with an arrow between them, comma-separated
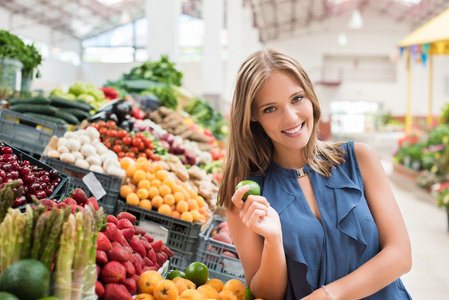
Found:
284,105 -> 298,121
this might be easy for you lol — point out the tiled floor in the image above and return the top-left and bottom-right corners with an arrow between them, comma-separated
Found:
386,163 -> 449,300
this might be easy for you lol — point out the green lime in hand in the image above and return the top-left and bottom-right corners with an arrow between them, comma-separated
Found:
235,180 -> 261,201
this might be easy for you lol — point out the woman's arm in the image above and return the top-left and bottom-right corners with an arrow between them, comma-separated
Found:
302,142 -> 412,300
226,185 -> 288,300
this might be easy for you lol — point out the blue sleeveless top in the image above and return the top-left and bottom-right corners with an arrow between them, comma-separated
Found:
248,142 -> 412,299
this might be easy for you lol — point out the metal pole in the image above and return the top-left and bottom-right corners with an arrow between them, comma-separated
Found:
427,54 -> 433,127
405,50 -> 412,134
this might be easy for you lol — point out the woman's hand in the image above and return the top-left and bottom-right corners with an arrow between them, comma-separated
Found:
300,287 -> 332,300
232,184 -> 282,241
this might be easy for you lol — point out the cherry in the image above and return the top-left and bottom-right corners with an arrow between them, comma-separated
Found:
5,173 -> 12,179
0,169 -> 5,180
2,163 -> 12,172
10,171 -> 19,179
36,190 -> 46,199
49,169 -> 59,179
18,166 -> 31,176
21,160 -> 30,166
13,197 -> 22,208
1,147 -> 12,154
22,173 -> 35,185
26,194 -> 36,202
40,175 -> 50,184
40,183 -> 48,190
54,177 -> 62,184
45,187 -> 54,197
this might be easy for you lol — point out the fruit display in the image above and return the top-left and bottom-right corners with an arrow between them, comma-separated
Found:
95,211 -> 173,299
0,186 -> 104,300
44,126 -> 126,177
119,156 -> 215,222
134,262 -> 261,300
0,141 -> 65,208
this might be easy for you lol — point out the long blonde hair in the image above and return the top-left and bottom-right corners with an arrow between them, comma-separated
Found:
218,49 -> 345,209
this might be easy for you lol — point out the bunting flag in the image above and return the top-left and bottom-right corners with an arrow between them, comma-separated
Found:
434,41 -> 449,54
400,46 -> 405,57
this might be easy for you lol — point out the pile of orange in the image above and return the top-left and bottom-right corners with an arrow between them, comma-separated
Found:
135,270 -> 259,300
119,157 -> 210,224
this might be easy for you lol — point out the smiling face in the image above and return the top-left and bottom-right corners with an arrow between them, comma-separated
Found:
251,70 -> 314,167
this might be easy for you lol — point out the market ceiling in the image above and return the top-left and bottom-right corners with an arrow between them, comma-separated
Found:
2,0 -> 449,42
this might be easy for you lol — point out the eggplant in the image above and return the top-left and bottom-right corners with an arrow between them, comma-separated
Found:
88,111 -> 108,122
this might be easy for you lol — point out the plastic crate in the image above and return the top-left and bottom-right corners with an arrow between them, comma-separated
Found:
1,141 -> 69,209
0,109 -> 67,157
195,214 -> 246,284
40,157 -> 123,215
168,250 -> 195,273
115,200 -> 210,254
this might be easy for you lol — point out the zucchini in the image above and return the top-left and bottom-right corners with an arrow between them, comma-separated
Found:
23,113 -> 68,125
74,99 -> 94,110
59,108 -> 91,121
54,110 -> 80,125
49,96 -> 91,112
10,104 -> 57,115
9,96 -> 50,106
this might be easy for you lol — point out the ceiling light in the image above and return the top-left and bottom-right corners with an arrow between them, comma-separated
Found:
338,32 -> 348,46
96,0 -> 125,7
120,11 -> 131,24
348,9 -> 363,29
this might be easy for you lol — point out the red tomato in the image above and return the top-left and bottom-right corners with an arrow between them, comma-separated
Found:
125,152 -> 135,159
99,128 -> 108,136
132,138 -> 143,147
107,121 -> 117,128
117,130 -> 127,139
91,123 -> 100,130
137,142 -> 145,151
118,152 -> 125,158
144,149 -> 153,157
104,142 -> 112,149
98,120 -> 106,127
122,136 -> 132,145
143,138 -> 153,148
136,132 -> 145,140
113,144 -> 122,153
130,147 -> 139,154
138,153 -> 147,158
107,130 -> 118,138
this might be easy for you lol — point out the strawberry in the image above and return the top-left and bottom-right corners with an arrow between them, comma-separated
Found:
101,261 -> 126,284
57,202 -> 67,209
129,237 -> 146,258
161,244 -> 174,258
107,215 -> 118,224
63,198 -> 77,206
123,261 -> 135,277
108,247 -> 131,263
69,205 -> 77,215
76,205 -> 84,213
96,250 -> 108,265
143,257 -> 154,267
117,219 -> 134,230
97,232 -> 112,252
144,233 -> 154,243
121,228 -> 135,240
133,225 -> 146,236
147,248 -> 156,265
95,281 -> 105,299
117,212 -> 136,224
106,225 -> 128,246
131,275 -> 139,282
123,278 -> 137,295
96,264 -> 101,277
111,241 -> 122,248
156,252 -> 167,267
88,197 -> 99,210
103,283 -> 133,300
72,188 -> 89,205
143,265 -> 158,272
139,238 -> 152,251
131,253 -> 144,276
149,240 -> 163,253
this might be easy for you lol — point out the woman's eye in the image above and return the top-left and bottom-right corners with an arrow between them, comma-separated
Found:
263,106 -> 276,113
293,96 -> 304,103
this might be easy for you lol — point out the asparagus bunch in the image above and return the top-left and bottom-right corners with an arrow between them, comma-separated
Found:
0,208 -> 27,273
0,180 -> 23,223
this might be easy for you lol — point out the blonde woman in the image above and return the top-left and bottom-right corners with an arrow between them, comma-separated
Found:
218,49 -> 412,300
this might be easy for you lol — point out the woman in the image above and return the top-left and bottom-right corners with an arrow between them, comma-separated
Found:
218,49 -> 412,300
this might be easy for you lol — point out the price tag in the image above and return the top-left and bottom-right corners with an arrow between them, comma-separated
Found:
82,172 -> 106,200
138,220 -> 169,244
222,258 -> 245,277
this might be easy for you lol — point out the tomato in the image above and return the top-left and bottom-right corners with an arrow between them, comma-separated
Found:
143,138 -> 153,148
117,129 -> 127,139
91,123 -> 100,130
99,127 -> 108,136
107,130 -> 118,138
130,147 -> 139,154
104,142 -> 112,149
125,152 -> 135,159
132,138 -> 143,147
112,144 -> 122,153
118,152 -> 125,159
136,132 -> 145,140
137,142 -> 145,151
144,149 -> 154,158
114,139 -> 122,145
107,121 -> 117,128
98,120 -> 106,127
214,172 -> 222,183
138,153 -> 147,158
122,136 -> 132,145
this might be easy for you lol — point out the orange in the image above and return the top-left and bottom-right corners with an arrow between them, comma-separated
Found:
185,262 -> 209,287
176,200 -> 189,214
151,179 -> 162,188
135,293 -> 155,300
163,178 -> 175,189
120,157 -> 133,170
153,279 -> 178,300
151,195 -> 163,209
217,291 -> 237,300
179,289 -> 203,300
148,186 -> 160,199
138,179 -> 151,190
136,156 -> 149,163
175,278 -> 196,295
156,170 -> 169,181
180,211 -> 193,222
171,210 -> 181,218
126,165 -> 137,178
120,185 -> 133,198
137,270 -> 163,294
187,199 -> 199,211
196,196 -> 205,208
159,185 -> 171,197
135,161 -> 150,173
222,279 -> 246,300
139,199 -> 152,210
204,279 -> 224,293
158,204 -> 172,216
174,192 -> 185,203
126,193 -> 140,206
163,194 -> 175,206
137,188 -> 150,200
197,285 -> 219,299
133,169 -> 147,182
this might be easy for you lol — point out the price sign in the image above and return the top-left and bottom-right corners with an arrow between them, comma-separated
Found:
138,220 -> 169,244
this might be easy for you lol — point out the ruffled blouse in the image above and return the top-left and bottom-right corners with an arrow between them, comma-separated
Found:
248,142 -> 412,299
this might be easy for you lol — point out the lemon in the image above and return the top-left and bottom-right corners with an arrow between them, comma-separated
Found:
235,180 -> 261,201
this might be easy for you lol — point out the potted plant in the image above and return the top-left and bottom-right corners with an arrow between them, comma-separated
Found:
431,182 -> 449,231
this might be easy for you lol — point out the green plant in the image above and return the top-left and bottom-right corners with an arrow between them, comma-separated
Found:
432,182 -> 449,209
126,55 -> 182,87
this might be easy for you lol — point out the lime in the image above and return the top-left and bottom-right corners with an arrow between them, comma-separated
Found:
0,259 -> 50,300
166,269 -> 185,280
235,180 -> 261,201
244,287 -> 256,300
0,292 -> 19,300
184,262 -> 209,286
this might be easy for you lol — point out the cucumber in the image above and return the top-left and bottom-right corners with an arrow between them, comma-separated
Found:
54,110 -> 80,125
49,96 -> 91,112
9,96 -> 50,106
74,99 -> 94,110
23,113 -> 68,125
59,108 -> 91,121
9,104 -> 57,115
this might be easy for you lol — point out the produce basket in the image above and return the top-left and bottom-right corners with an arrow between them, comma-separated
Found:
40,157 -> 123,215
168,250 -> 195,273
0,109 -> 67,157
1,141 -> 69,209
195,214 -> 246,284
115,200 -> 210,254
